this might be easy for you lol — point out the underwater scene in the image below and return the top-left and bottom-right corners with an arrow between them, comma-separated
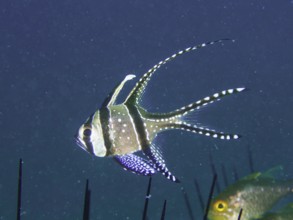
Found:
1,1 -> 293,219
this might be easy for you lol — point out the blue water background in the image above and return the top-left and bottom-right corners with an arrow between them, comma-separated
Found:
1,0 -> 293,219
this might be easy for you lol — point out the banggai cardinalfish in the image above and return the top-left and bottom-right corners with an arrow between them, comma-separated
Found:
75,39 -> 245,183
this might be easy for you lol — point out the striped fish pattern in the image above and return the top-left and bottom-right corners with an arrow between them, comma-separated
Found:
75,39 -> 246,183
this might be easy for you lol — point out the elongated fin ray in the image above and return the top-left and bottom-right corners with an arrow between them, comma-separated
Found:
124,39 -> 233,105
164,88 -> 246,119
114,153 -> 156,176
165,122 -> 241,140
143,145 -> 180,183
101,74 -> 136,108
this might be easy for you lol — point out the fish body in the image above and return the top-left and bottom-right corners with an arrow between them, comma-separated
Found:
258,203 -> 293,220
75,39 -> 245,182
101,104 -> 183,156
208,167 -> 293,220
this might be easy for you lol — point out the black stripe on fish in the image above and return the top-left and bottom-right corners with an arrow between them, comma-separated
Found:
99,107 -> 113,156
75,134 -> 94,155
125,104 -> 149,148
123,104 -> 142,150
82,113 -> 95,154
125,105 -> 180,182
123,104 -> 178,181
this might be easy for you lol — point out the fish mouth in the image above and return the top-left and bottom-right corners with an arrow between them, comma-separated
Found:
74,134 -> 87,152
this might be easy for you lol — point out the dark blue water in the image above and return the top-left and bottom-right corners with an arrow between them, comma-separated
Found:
1,1 -> 293,219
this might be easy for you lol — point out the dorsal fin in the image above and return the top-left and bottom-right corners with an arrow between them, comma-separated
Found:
242,166 -> 283,181
124,39 -> 233,105
100,74 -> 136,108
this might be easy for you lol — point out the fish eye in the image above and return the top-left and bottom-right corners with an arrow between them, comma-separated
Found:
213,200 -> 227,212
83,128 -> 92,137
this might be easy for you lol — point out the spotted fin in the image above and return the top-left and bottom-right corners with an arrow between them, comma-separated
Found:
101,74 -> 136,108
170,122 -> 240,140
172,88 -> 245,140
166,88 -> 246,118
147,88 -> 245,140
124,39 -> 233,105
114,154 -> 156,176
143,145 -> 180,183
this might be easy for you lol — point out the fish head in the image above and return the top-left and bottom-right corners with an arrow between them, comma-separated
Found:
75,112 -> 107,157
208,199 -> 236,220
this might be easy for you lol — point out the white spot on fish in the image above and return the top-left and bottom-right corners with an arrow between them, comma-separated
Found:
236,88 -> 245,92
213,93 -> 219,98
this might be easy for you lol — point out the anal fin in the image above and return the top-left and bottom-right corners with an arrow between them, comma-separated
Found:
143,145 -> 180,183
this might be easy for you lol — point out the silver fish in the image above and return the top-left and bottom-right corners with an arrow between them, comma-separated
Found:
75,39 -> 245,182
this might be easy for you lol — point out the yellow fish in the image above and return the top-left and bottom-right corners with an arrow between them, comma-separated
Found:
208,167 -> 293,220
258,203 -> 293,220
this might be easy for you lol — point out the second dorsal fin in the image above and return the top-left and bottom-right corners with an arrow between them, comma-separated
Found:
124,39 -> 233,106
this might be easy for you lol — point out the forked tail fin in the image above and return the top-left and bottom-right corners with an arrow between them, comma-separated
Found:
148,87 -> 246,140
167,87 -> 246,118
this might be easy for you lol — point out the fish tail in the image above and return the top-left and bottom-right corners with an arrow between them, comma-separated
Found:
150,87 -> 246,140
168,122 -> 241,140
172,87 -> 246,118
